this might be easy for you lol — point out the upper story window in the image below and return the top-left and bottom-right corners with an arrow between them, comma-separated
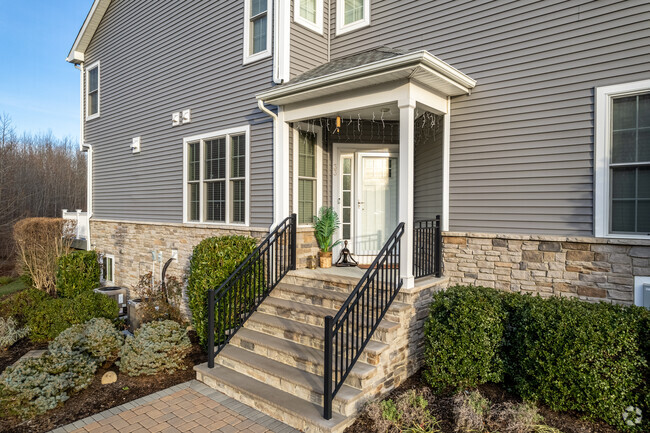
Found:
86,61 -> 100,120
244,0 -> 272,64
295,0 -> 323,34
595,80 -> 650,238
336,0 -> 370,35
184,126 -> 249,225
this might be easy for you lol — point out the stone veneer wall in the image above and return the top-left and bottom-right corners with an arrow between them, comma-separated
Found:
90,219 -> 268,292
443,231 -> 650,304
296,227 -> 320,269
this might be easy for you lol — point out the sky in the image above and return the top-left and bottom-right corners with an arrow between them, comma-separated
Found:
0,0 -> 93,142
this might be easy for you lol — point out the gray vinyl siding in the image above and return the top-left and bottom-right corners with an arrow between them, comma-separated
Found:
290,0 -> 329,78
84,0 -> 275,227
327,0 -> 650,236
414,114 -> 444,222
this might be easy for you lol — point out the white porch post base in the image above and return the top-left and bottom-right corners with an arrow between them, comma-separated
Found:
399,103 -> 415,288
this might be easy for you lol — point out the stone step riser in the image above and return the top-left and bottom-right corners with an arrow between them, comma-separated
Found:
257,304 -> 397,343
282,275 -> 356,294
215,355 -> 358,416
230,336 -> 376,389
196,369 -> 355,433
243,320 -> 381,366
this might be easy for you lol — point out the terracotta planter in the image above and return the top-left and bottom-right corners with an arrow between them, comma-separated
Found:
319,251 -> 332,268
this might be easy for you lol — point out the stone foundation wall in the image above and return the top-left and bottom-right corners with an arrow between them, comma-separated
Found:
90,219 -> 268,292
443,231 -> 650,304
296,227 -> 320,269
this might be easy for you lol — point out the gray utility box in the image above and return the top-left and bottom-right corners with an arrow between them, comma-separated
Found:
127,298 -> 145,332
94,287 -> 128,317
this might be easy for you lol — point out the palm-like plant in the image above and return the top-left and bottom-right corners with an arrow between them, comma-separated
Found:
313,207 -> 341,253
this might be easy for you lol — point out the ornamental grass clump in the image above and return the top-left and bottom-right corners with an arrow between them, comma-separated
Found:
118,320 -> 191,376
0,352 -> 96,418
0,317 -> 29,349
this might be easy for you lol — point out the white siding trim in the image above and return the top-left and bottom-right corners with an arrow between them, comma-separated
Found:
85,61 -> 100,121
293,123 -> 323,227
243,0 -> 273,65
182,125 -> 251,227
442,97 -> 450,232
274,0 -> 291,83
335,0 -> 370,35
294,0 -> 324,34
594,79 -> 650,239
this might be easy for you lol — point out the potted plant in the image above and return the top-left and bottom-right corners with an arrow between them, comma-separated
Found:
313,207 -> 341,268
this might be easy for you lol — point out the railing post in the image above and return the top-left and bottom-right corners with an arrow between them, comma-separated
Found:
323,315 -> 333,420
207,289 -> 215,368
290,213 -> 297,270
434,215 -> 442,278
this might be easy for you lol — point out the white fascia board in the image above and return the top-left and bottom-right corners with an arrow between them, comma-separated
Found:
256,50 -> 476,103
66,0 -> 112,64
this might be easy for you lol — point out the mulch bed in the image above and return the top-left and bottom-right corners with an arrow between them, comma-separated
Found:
0,331 -> 208,433
345,370 -> 621,433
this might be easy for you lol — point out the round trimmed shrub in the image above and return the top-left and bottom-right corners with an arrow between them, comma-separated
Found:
73,290 -> 119,323
0,288 -> 50,326
49,318 -> 123,363
187,235 -> 258,347
56,250 -> 100,298
423,285 -> 505,392
118,320 -> 191,376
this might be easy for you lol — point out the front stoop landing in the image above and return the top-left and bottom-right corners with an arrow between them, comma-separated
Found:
195,270 -> 448,433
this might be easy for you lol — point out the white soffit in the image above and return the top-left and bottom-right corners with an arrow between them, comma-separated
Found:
257,50 -> 477,106
66,0 -> 112,63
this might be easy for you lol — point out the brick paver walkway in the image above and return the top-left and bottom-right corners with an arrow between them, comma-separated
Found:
50,381 -> 300,433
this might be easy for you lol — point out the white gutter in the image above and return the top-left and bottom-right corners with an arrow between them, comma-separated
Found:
257,50 -> 476,102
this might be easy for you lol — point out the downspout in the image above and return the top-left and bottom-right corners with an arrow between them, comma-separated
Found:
75,62 -> 93,249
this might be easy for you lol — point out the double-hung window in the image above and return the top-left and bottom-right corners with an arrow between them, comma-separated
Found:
295,0 -> 323,33
185,127 -> 249,225
244,0 -> 271,63
86,61 -> 100,119
595,80 -> 650,238
336,0 -> 370,34
298,131 -> 317,224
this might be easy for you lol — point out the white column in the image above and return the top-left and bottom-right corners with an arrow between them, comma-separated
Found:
398,103 -> 415,289
274,107 -> 291,226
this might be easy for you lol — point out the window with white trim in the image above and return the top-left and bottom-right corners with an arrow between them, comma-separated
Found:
185,129 -> 248,225
595,80 -> 650,238
336,0 -> 370,34
298,131 -> 317,224
101,254 -> 114,285
295,0 -> 323,33
244,0 -> 271,63
86,62 -> 100,119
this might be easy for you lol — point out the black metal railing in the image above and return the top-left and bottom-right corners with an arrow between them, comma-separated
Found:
323,222 -> 405,419
413,215 -> 442,279
207,214 -> 297,368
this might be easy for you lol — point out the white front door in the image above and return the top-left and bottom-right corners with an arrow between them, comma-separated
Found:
355,154 -> 399,256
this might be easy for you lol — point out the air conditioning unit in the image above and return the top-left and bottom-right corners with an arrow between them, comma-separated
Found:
94,286 -> 128,317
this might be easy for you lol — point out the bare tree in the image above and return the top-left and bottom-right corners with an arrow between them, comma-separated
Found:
0,113 -> 86,275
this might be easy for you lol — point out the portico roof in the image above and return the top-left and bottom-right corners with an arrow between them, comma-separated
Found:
257,48 -> 476,106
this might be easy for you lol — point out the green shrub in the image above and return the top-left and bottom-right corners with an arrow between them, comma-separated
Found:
0,276 -> 12,286
49,318 -> 123,364
423,285 -> 505,392
118,320 -> 191,376
187,235 -> 258,347
55,250 -> 100,298
0,288 -> 49,326
0,317 -> 29,349
73,290 -> 118,323
0,352 -> 96,418
503,294 -> 647,430
27,292 -> 118,342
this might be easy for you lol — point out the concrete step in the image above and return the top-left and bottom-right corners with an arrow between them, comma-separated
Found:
259,297 -> 400,343
230,328 -> 378,389
216,345 -> 365,416
245,312 -> 388,365
273,282 -> 411,316
195,363 -> 355,433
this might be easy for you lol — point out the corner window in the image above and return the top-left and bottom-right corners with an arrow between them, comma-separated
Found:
595,80 -> 650,238
295,0 -> 323,34
184,127 -> 249,225
244,0 -> 272,63
101,254 -> 114,285
86,62 -> 100,120
336,0 -> 369,35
